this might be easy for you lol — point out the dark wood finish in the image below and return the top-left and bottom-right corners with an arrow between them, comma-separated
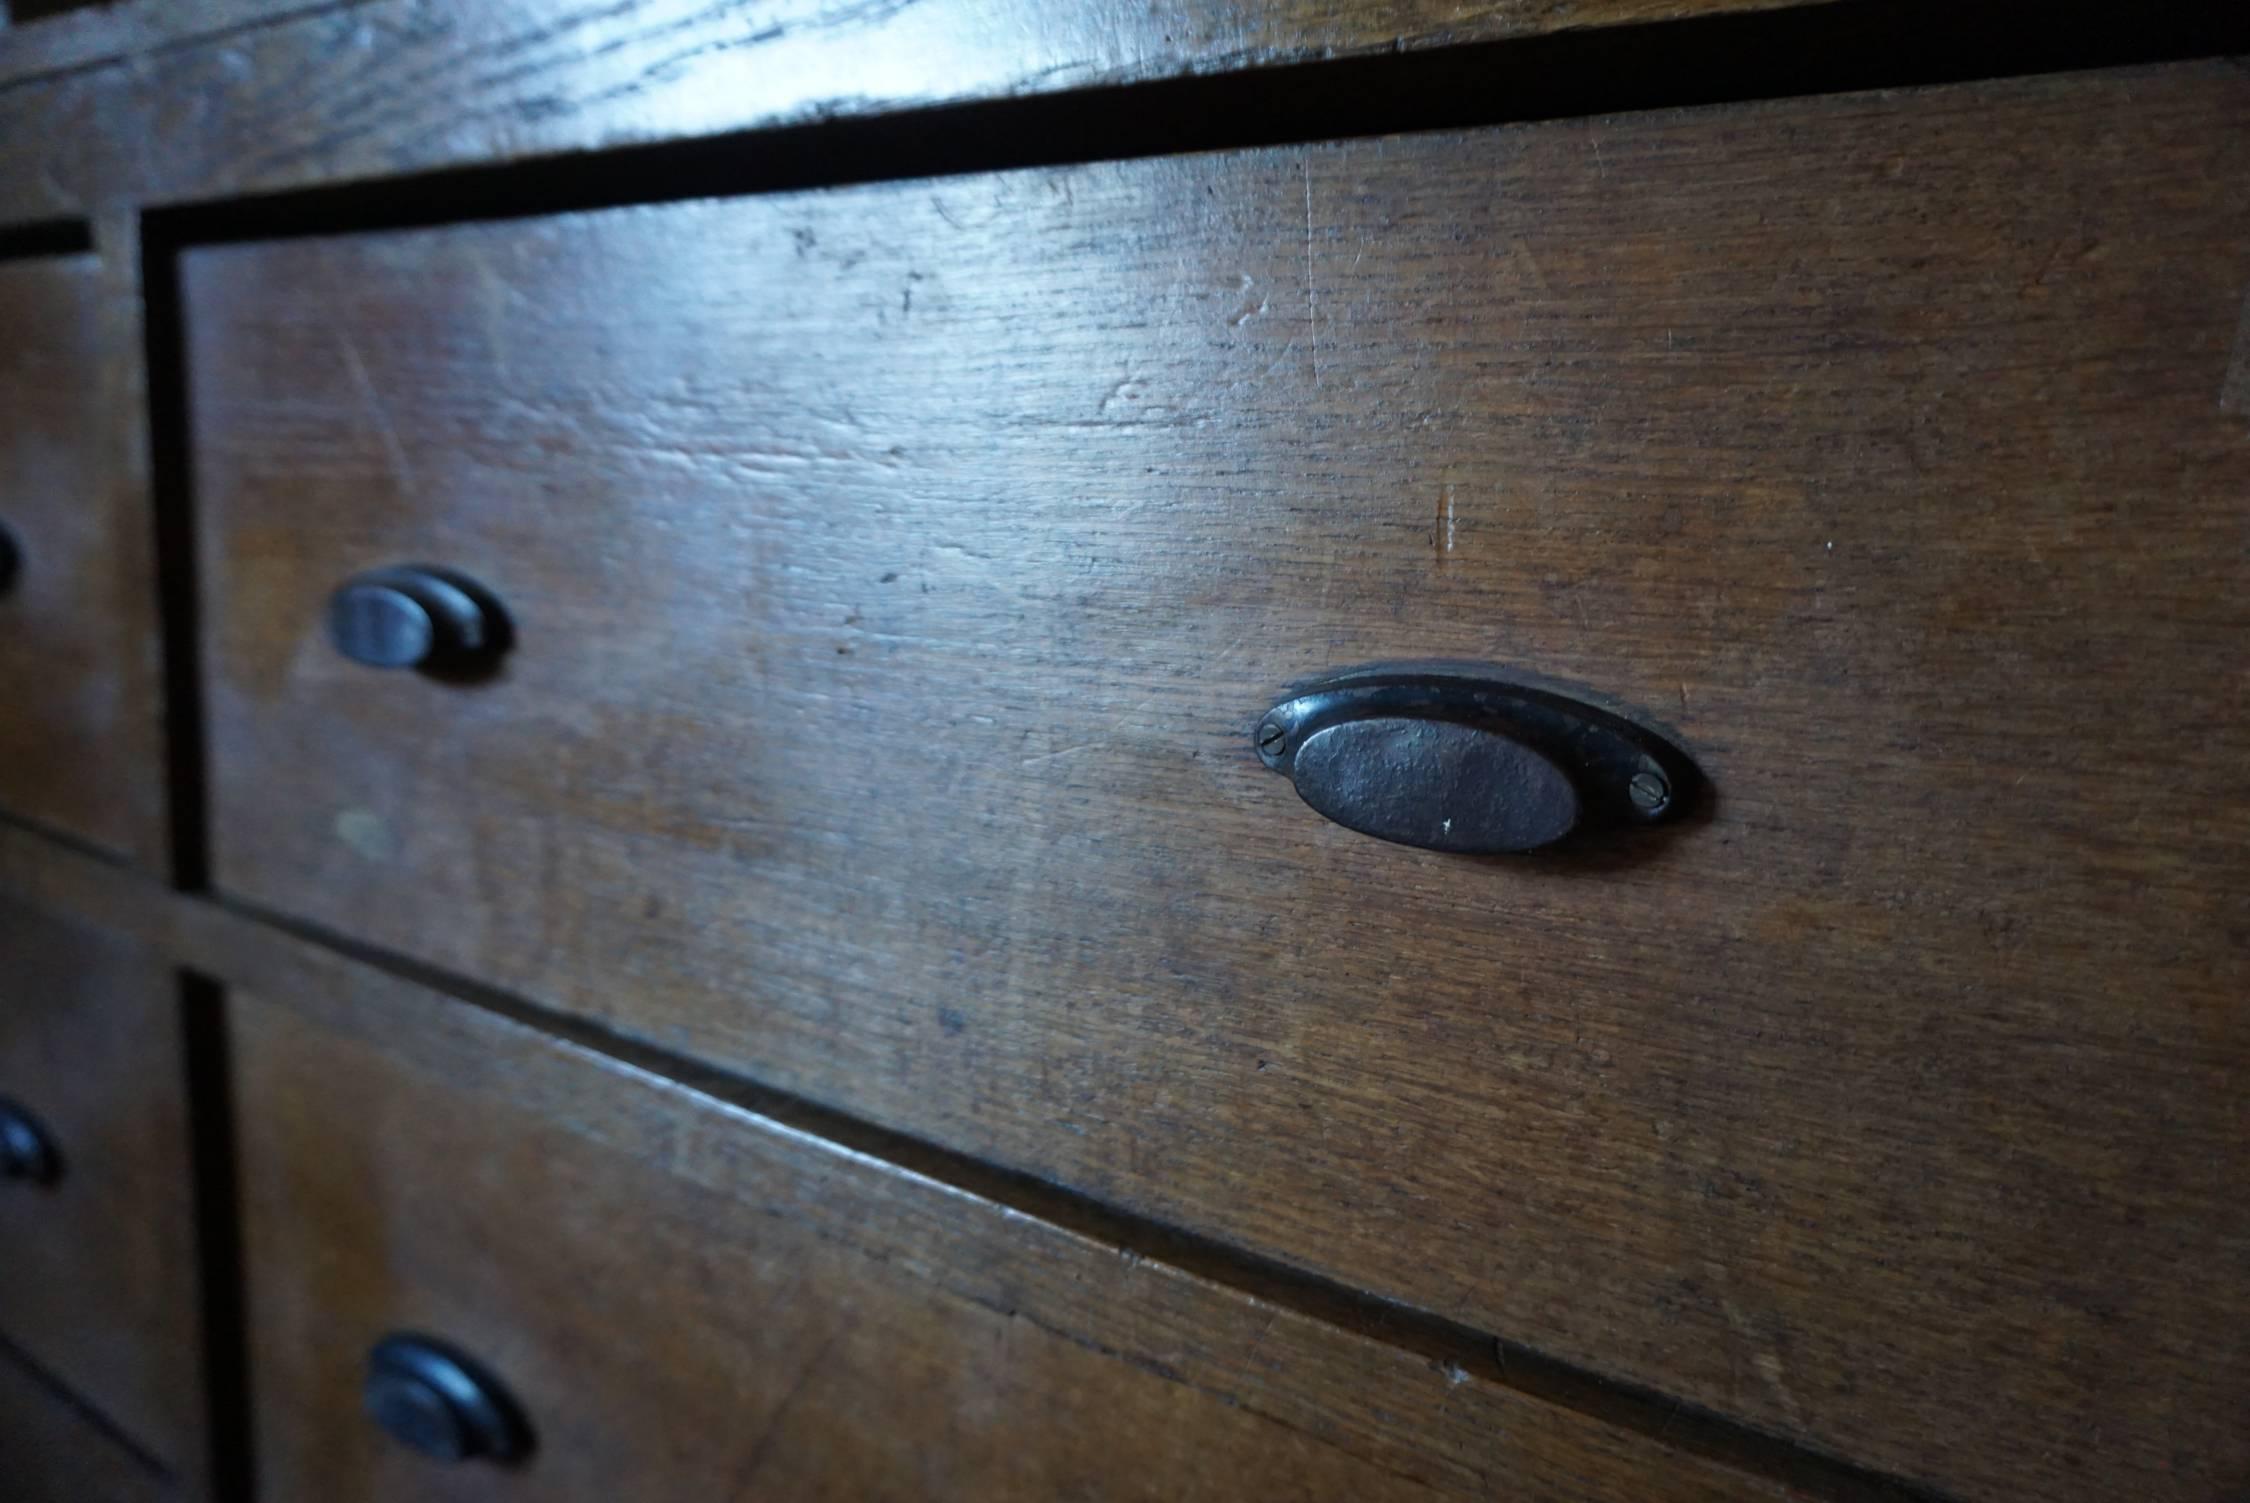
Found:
0,0 -> 1845,219
0,0 -> 362,88
0,1344 -> 172,1503
186,63 -> 2250,1502
0,826 -> 1860,1494
0,255 -> 165,864
0,810 -> 1860,1496
232,958 -> 1809,1503
0,899 -> 201,1478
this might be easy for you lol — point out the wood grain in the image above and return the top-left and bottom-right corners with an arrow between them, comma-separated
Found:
0,255 -> 165,865
0,898 -> 202,1480
0,813 -> 1866,1500
0,1342 -> 172,1503
0,0 -> 1844,220
185,63 -> 2250,1503
0,0 -> 372,89
232,954 -> 1811,1503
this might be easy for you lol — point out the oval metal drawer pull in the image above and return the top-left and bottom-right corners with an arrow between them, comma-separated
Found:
0,1098 -> 60,1185
1256,668 -> 1699,854
364,1333 -> 532,1465
327,566 -> 512,676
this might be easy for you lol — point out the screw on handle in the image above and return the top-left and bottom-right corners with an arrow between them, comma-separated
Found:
327,566 -> 512,677
364,1333 -> 532,1466
0,1099 -> 59,1185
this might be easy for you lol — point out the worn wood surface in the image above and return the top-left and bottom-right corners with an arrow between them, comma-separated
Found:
0,824 -> 1838,1497
231,937 -> 1813,1503
0,0 -> 366,88
0,0 -> 1849,222
0,254 -> 164,865
0,898 -> 201,1480
0,1342 -> 172,1503
184,64 -> 2250,1502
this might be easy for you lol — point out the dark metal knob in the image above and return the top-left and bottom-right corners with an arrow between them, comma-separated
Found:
0,1099 -> 59,1184
327,566 -> 511,675
1256,667 -> 1700,854
0,522 -> 20,596
364,1334 -> 530,1465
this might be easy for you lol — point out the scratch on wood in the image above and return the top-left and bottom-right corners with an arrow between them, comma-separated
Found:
335,328 -> 417,496
1302,157 -> 1319,386
726,1324 -> 849,1498
1229,272 -> 1267,327
2222,287 -> 2250,416
1096,368 -> 1135,414
1021,743 -> 1097,767
36,155 -> 79,214
470,251 -> 516,383
1720,1297 -> 1806,1429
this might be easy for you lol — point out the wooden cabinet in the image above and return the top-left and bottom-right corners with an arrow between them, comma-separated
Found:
3,2 -> 2248,1499
183,62 -> 2250,1503
0,899 -> 202,1483
0,255 -> 164,865
229,958 -> 1793,1503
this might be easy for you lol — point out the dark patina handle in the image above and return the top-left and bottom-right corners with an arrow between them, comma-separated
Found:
327,565 -> 512,676
364,1333 -> 532,1465
1255,669 -> 1699,854
0,1098 -> 59,1184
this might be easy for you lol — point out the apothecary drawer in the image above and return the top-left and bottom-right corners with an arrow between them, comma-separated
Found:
186,62 -> 2250,1502
228,963 -> 1781,1501
0,255 -> 164,863
0,898 -> 201,1479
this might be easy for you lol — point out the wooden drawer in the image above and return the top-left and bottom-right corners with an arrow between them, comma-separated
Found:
0,1344 -> 173,1503
187,63 -> 2250,1502
231,964 -> 1795,1502
0,899 -> 202,1477
0,255 -> 164,863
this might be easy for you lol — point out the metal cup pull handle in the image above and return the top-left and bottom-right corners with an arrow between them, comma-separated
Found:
1255,669 -> 1700,855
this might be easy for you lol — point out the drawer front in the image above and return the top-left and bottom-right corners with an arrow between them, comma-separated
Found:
0,900 -> 201,1475
188,64 -> 2250,1502
232,966 -> 1792,1502
0,256 -> 163,863
0,1346 -> 173,1503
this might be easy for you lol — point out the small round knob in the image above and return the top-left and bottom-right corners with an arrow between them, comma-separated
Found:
0,522 -> 21,597
0,1099 -> 59,1185
364,1334 -> 530,1465
327,566 -> 510,674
